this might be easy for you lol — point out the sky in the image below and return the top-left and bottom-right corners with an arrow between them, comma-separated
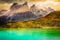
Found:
0,0 -> 60,3
0,0 -> 60,11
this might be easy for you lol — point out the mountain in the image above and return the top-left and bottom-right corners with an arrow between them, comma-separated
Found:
37,11 -> 60,27
30,4 -> 44,17
10,2 -> 28,11
0,2 -> 55,23
0,2 -> 57,28
0,11 -> 59,28
30,4 -> 55,17
6,4 -> 45,22
46,7 -> 55,12
10,3 -> 20,10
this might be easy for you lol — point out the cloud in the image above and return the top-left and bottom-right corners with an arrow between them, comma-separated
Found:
53,0 -> 60,2
0,0 -> 46,3
2,0 -> 12,2
0,0 -> 13,3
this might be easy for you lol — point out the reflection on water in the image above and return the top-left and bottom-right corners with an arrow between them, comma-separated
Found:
0,28 -> 60,40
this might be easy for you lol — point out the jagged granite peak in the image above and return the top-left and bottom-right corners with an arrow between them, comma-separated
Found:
10,3 -> 21,10
30,4 -> 43,17
30,4 -> 55,17
10,2 -> 28,10
23,2 -> 28,6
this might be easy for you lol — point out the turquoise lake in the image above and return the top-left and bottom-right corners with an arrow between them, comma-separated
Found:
0,28 -> 60,40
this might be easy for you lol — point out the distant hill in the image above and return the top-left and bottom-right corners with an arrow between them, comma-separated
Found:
36,11 -> 60,27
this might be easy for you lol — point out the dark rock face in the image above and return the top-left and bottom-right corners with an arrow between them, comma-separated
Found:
7,11 -> 37,22
0,16 -> 8,26
0,11 -> 43,22
0,16 -> 7,22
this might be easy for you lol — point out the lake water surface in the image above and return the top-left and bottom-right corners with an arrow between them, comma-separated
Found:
0,28 -> 60,40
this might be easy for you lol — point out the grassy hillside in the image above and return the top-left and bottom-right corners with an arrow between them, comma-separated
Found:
0,11 -> 60,28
